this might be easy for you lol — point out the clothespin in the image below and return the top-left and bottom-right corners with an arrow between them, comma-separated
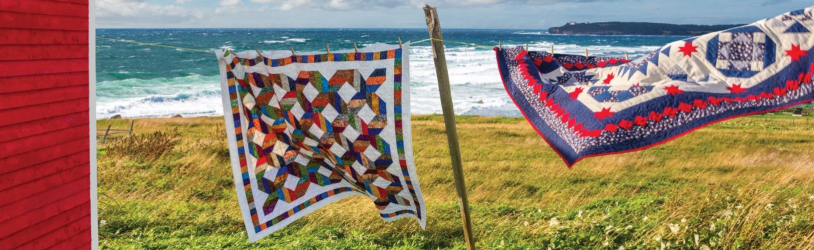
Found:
525,43 -> 529,51
256,50 -> 262,58
550,45 -> 554,55
585,48 -> 589,58
498,40 -> 502,50
398,37 -> 402,48
625,53 -> 629,60
290,47 -> 295,56
354,43 -> 358,53
326,44 -> 330,53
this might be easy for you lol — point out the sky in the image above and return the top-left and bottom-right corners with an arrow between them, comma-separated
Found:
97,0 -> 814,29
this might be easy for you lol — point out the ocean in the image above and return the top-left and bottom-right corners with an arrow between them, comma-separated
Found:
96,29 -> 682,118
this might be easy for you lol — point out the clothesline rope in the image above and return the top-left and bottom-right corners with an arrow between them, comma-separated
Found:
97,37 -> 213,53
96,36 -> 502,55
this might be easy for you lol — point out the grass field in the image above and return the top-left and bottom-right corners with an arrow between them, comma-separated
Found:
97,114 -> 814,249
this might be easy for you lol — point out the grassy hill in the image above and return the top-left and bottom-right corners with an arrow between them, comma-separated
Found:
97,115 -> 814,249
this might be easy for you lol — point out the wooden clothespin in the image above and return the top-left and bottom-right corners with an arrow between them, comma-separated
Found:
353,43 -> 358,53
256,50 -> 263,58
525,43 -> 528,51
398,37 -> 402,48
625,53 -> 630,60
326,44 -> 330,53
585,48 -> 589,58
550,45 -> 554,55
290,47 -> 295,56
498,40 -> 502,50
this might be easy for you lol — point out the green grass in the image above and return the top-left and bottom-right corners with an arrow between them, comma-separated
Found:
97,115 -> 814,249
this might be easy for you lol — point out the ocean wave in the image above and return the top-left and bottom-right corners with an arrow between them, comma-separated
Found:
286,38 -> 307,43
96,42 -> 667,118
513,31 -> 547,35
97,89 -> 223,118
263,40 -> 285,44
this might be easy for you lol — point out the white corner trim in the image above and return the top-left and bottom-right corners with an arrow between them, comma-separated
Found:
89,0 -> 99,248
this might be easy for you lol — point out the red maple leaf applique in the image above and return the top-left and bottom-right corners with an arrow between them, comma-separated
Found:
570,87 -> 584,99
678,41 -> 698,57
618,119 -> 633,130
773,87 -> 787,96
707,97 -> 721,106
575,61 -> 585,69
605,123 -> 619,132
663,107 -> 678,118
789,81 -> 801,90
533,58 -> 544,67
665,85 -> 683,96
727,83 -> 746,94
603,73 -> 615,85
594,107 -> 614,120
786,44 -> 807,62
634,116 -> 649,127
649,111 -> 663,122
678,102 -> 693,113
693,99 -> 707,109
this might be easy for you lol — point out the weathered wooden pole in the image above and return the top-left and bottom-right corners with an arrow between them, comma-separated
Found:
423,5 -> 476,250
102,124 -> 111,143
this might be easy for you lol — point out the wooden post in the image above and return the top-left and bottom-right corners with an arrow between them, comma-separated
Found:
128,120 -> 135,136
102,124 -> 111,143
423,5 -> 476,250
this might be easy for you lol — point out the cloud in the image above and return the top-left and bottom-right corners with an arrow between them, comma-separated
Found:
247,0 -> 405,10
244,0 -> 607,10
762,0 -> 791,6
221,0 -> 241,6
216,0 -> 272,13
97,0 -> 203,26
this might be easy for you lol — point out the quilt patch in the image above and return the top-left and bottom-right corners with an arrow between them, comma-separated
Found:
495,7 -> 814,166
217,43 -> 425,241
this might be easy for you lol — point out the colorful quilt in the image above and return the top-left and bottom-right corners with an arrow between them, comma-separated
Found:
216,43 -> 425,241
496,7 -> 814,167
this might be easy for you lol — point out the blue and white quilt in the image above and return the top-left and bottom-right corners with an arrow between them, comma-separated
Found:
496,7 -> 814,166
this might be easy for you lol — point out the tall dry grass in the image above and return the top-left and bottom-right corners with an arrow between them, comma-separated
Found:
96,115 -> 814,249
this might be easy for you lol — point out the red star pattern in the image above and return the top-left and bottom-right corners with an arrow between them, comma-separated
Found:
727,83 -> 746,94
603,73 -> 615,85
786,44 -> 807,62
678,42 -> 698,57
665,85 -> 684,96
594,107 -> 614,120
570,87 -> 584,99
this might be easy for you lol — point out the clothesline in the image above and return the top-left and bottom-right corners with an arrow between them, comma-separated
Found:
96,36 -> 502,55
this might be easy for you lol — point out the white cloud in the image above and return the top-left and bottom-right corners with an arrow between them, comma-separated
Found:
221,0 -> 241,6
248,0 -> 405,10
97,0 -> 203,27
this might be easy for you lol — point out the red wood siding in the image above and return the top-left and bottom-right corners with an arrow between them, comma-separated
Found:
0,0 -> 91,249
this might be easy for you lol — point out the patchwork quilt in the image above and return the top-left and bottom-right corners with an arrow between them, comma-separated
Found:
217,43 -> 425,241
496,7 -> 814,167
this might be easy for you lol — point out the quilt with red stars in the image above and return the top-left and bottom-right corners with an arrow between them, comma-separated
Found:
496,7 -> 814,167
217,43 -> 425,241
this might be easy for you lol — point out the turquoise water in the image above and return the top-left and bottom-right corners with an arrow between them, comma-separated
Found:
96,29 -> 682,118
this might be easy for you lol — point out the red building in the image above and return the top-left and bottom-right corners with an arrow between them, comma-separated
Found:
0,0 -> 97,249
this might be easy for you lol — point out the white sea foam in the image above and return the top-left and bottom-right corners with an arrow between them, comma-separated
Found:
513,31 -> 547,35
286,38 -> 307,43
96,43 -> 662,118
263,40 -> 285,44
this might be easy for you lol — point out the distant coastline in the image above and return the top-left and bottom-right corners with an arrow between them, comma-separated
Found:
549,22 -> 743,36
